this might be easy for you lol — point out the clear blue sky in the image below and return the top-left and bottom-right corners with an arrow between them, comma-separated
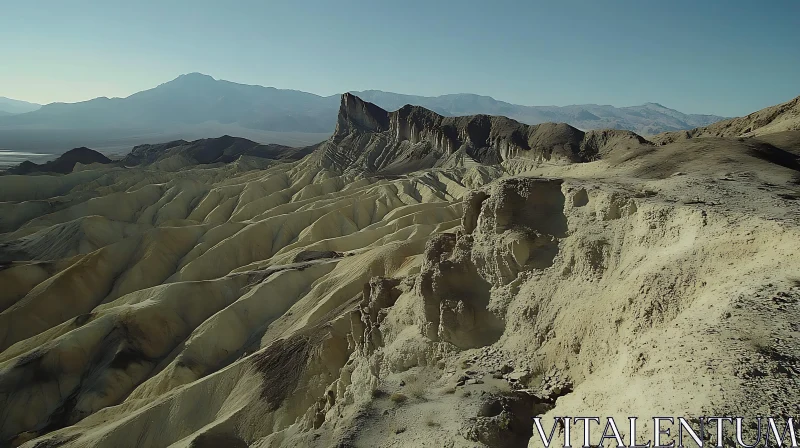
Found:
1,0 -> 797,116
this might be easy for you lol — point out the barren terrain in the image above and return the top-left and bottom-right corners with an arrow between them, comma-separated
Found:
1,94 -> 799,447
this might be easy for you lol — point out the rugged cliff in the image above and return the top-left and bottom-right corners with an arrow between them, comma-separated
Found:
312,93 -> 651,175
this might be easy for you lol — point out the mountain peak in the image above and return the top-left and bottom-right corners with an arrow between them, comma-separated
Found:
178,72 -> 215,81
0,96 -> 42,114
161,73 -> 218,88
335,93 -> 390,136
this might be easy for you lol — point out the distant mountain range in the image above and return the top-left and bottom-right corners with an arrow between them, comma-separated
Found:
349,91 -> 726,136
0,97 -> 41,115
0,74 -> 336,133
0,73 -> 726,153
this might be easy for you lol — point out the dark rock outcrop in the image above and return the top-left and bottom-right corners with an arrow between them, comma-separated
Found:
311,94 -> 650,175
121,135 -> 313,167
6,147 -> 111,175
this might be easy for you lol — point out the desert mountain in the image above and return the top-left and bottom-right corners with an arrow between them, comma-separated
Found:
0,75 -> 335,154
5,147 -> 111,175
0,97 -> 40,115
0,74 -> 723,153
0,74 -> 337,133
313,93 -> 650,174
352,90 -> 725,136
0,94 -> 799,447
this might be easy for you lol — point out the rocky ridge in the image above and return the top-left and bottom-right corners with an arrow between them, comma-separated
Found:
312,93 -> 651,175
652,94 -> 800,144
121,135 -> 312,170
5,147 -> 111,175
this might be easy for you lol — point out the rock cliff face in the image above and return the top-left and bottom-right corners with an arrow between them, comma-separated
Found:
335,92 -> 391,135
414,178 -> 566,351
313,94 -> 651,175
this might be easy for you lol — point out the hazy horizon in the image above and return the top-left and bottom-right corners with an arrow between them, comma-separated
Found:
2,0 -> 799,117
0,73 -> 739,116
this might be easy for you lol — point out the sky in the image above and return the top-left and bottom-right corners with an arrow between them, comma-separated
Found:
1,0 -> 798,116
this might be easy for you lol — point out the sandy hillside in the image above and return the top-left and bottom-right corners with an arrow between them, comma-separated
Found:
1,95 -> 799,448
651,94 -> 800,144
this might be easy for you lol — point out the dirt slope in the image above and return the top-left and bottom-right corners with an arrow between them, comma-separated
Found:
652,94 -> 800,144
